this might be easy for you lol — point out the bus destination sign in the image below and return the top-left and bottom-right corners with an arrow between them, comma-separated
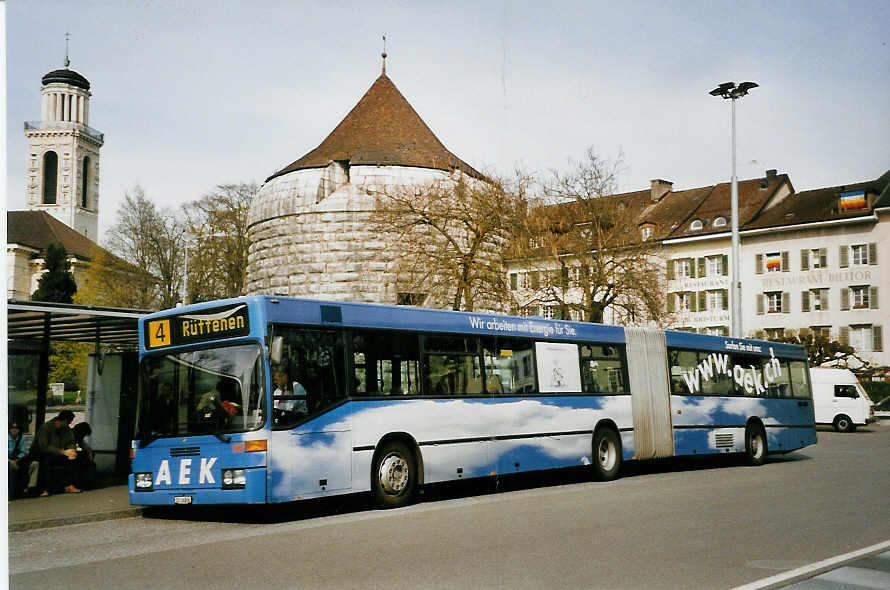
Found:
145,304 -> 250,349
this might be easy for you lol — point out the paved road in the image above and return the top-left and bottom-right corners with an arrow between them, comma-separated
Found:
10,424 -> 890,589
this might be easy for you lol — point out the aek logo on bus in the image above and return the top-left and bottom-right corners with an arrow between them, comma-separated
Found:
154,457 -> 218,486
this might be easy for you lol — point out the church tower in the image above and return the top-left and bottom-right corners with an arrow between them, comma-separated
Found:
24,48 -> 103,240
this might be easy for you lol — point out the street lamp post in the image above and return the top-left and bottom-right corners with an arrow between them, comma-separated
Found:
709,81 -> 758,338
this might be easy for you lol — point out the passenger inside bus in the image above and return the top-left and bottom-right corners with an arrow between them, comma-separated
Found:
272,367 -> 308,426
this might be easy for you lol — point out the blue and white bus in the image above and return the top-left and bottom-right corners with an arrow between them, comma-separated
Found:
130,296 -> 816,507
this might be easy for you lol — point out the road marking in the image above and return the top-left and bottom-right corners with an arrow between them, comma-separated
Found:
733,539 -> 890,590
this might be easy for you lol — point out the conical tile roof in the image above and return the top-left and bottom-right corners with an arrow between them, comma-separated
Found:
267,74 -> 483,182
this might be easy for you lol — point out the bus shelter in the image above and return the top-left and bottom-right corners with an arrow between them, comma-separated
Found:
7,300 -> 148,475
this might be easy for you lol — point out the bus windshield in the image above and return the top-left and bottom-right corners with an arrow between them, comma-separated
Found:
138,343 -> 266,440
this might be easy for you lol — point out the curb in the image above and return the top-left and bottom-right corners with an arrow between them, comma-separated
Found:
9,507 -> 145,532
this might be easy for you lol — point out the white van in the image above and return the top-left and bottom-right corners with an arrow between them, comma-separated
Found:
810,368 -> 875,432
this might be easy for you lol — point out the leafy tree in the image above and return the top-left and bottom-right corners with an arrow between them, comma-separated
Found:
372,173 -> 518,312
509,148 -> 666,323
48,342 -> 91,392
182,183 -> 255,303
74,246 -> 154,309
32,243 -> 77,303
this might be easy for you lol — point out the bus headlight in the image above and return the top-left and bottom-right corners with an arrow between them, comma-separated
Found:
134,473 -> 153,491
221,468 -> 246,489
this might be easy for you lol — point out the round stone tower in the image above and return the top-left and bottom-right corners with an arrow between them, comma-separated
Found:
246,72 -> 488,306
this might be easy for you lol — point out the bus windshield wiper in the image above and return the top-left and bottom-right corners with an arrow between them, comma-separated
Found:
213,431 -> 232,443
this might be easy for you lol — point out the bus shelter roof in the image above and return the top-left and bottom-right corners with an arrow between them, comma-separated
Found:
7,300 -> 149,350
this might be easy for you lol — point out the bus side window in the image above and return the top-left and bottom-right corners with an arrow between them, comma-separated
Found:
789,361 -> 811,399
579,344 -> 626,394
352,331 -> 421,396
481,337 -> 534,395
423,336 -> 482,396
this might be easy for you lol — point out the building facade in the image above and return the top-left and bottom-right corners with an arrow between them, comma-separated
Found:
510,170 -> 889,367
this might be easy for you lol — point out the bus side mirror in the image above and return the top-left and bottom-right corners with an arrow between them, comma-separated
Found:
270,336 -> 283,365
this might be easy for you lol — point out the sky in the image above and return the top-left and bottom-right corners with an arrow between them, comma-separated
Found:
5,0 -> 889,243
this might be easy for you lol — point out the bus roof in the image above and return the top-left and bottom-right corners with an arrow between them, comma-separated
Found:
139,296 -> 808,360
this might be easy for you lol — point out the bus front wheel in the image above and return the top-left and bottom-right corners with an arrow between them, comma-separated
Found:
592,428 -> 622,481
745,423 -> 767,466
372,440 -> 417,509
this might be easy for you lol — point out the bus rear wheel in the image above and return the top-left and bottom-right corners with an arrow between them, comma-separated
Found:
592,428 -> 622,481
745,424 -> 767,466
833,415 -> 855,433
372,440 -> 417,509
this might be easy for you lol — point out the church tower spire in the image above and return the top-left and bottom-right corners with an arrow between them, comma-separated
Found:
25,36 -> 104,240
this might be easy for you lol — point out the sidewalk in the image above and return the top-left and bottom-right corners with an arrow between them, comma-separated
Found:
7,484 -> 142,532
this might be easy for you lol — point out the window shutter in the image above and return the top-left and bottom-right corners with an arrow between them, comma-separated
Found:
689,258 -> 697,278
874,326 -> 883,352
721,254 -> 728,275
782,291 -> 791,313
869,242 -> 877,265
722,326 -> 729,336
688,292 -> 696,312
839,245 -> 849,268
697,258 -> 706,278
667,259 -> 675,281
870,286 -> 879,309
799,327 -> 811,338
722,289 -> 728,310
781,251 -> 790,272
667,293 -> 675,313
820,248 -> 827,268
509,273 -> 517,291
757,294 -> 764,315
839,326 -> 850,346
841,288 -> 850,310
698,291 -> 707,312
820,289 -> 829,310
800,249 -> 809,271
801,291 -> 810,312
756,254 -> 763,274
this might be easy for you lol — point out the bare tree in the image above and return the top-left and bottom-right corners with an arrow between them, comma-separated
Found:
509,148 -> 666,323
182,183 -> 255,303
105,186 -> 185,310
372,174 -> 520,312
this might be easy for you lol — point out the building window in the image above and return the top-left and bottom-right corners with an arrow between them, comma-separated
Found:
705,255 -> 724,277
766,291 -> 783,313
397,293 -> 427,306
677,292 -> 691,312
713,216 -> 727,228
689,219 -> 703,231
810,326 -> 831,340
765,252 -> 782,272
849,325 -> 873,352
541,306 -> 555,319
811,248 -> 827,269
42,151 -> 58,204
675,259 -> 692,279
812,288 -> 827,311
705,326 -> 728,336
851,285 -> 869,309
851,244 -> 869,266
641,226 -> 653,241
509,273 -> 518,291
81,156 -> 90,209
706,290 -> 722,311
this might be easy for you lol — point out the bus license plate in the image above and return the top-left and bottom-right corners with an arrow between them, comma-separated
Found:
173,495 -> 193,505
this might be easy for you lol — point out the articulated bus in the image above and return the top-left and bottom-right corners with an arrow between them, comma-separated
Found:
130,296 -> 816,508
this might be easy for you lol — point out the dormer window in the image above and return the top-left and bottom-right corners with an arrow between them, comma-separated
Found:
713,216 -> 727,228
641,226 -> 653,241
689,219 -> 703,231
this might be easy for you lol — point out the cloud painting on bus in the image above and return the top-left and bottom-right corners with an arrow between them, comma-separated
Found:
268,396 -> 634,498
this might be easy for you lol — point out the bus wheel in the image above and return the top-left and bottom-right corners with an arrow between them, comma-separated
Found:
592,428 -> 622,481
833,415 -> 855,433
372,440 -> 417,509
745,424 -> 767,466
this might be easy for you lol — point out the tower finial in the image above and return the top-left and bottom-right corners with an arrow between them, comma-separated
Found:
381,35 -> 387,75
64,32 -> 70,68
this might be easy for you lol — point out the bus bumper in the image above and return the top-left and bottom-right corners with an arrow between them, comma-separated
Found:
128,467 -> 267,505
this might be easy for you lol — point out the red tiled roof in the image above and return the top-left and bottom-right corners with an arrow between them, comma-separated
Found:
7,210 -> 101,260
267,74 -> 483,182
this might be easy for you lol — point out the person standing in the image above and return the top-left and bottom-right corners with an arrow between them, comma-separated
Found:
31,410 -> 81,495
